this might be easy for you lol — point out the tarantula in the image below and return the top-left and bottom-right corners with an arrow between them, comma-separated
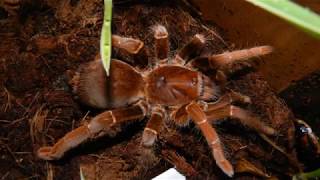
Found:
37,25 -> 276,177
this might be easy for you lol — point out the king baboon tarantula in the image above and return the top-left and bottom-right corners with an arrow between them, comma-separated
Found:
37,25 -> 275,177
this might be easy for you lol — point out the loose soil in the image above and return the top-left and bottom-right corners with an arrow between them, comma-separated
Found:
0,0 -> 309,179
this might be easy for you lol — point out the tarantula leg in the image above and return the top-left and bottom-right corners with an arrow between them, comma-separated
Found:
186,102 -> 234,177
214,70 -> 228,89
209,45 -> 273,69
190,45 -> 272,71
203,92 -> 274,135
173,34 -> 206,64
141,105 -> 166,147
153,25 -> 169,64
171,92 -> 251,126
112,35 -> 144,54
204,91 -> 252,112
37,101 -> 148,160
171,104 -> 190,126
205,104 -> 275,136
112,35 -> 149,67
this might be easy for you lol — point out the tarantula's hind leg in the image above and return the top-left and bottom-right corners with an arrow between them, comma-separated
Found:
170,91 -> 251,127
205,94 -> 276,136
37,101 -> 148,160
141,105 -> 166,147
186,102 -> 234,177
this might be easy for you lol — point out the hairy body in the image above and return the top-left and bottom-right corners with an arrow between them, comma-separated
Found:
37,25 -> 275,177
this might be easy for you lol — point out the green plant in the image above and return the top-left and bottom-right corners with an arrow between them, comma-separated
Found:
100,0 -> 112,75
293,168 -> 320,180
246,0 -> 320,39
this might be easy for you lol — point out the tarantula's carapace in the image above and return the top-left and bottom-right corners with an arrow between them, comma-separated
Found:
37,25 -> 275,177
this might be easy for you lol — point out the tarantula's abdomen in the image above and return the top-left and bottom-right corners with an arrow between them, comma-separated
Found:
76,59 -> 144,109
145,66 -> 218,105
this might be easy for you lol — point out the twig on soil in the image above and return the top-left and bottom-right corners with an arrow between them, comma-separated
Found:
235,158 -> 271,178
259,133 -> 287,155
57,34 -> 75,58
161,149 -> 197,177
46,118 -> 70,125
22,175 -> 41,179
259,133 -> 302,171
9,117 -> 27,126
178,8 -> 228,47
29,105 -> 48,143
200,24 -> 228,47
4,144 -> 25,169
1,87 -> 13,112
12,152 -> 32,155
179,0 -> 203,17
22,91 -> 41,117
81,16 -> 101,28
0,120 -> 11,123
46,162 -> 54,180
1,172 -> 10,180
80,111 -> 90,124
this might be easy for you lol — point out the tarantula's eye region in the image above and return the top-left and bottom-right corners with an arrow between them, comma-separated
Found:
146,66 -> 204,105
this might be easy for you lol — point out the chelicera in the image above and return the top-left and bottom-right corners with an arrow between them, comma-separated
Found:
37,25 -> 275,177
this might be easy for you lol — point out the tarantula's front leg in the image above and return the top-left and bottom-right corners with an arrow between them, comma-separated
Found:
141,105 -> 166,147
37,101 -> 148,160
186,102 -> 234,177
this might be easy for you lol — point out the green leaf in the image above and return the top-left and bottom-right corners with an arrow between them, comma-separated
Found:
246,0 -> 320,39
100,0 -> 113,75
293,168 -> 320,180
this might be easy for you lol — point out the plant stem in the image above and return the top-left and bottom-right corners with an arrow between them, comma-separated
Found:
100,0 -> 113,75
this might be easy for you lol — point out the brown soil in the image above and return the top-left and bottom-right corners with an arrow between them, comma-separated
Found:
280,71 -> 320,171
0,0 -> 305,179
